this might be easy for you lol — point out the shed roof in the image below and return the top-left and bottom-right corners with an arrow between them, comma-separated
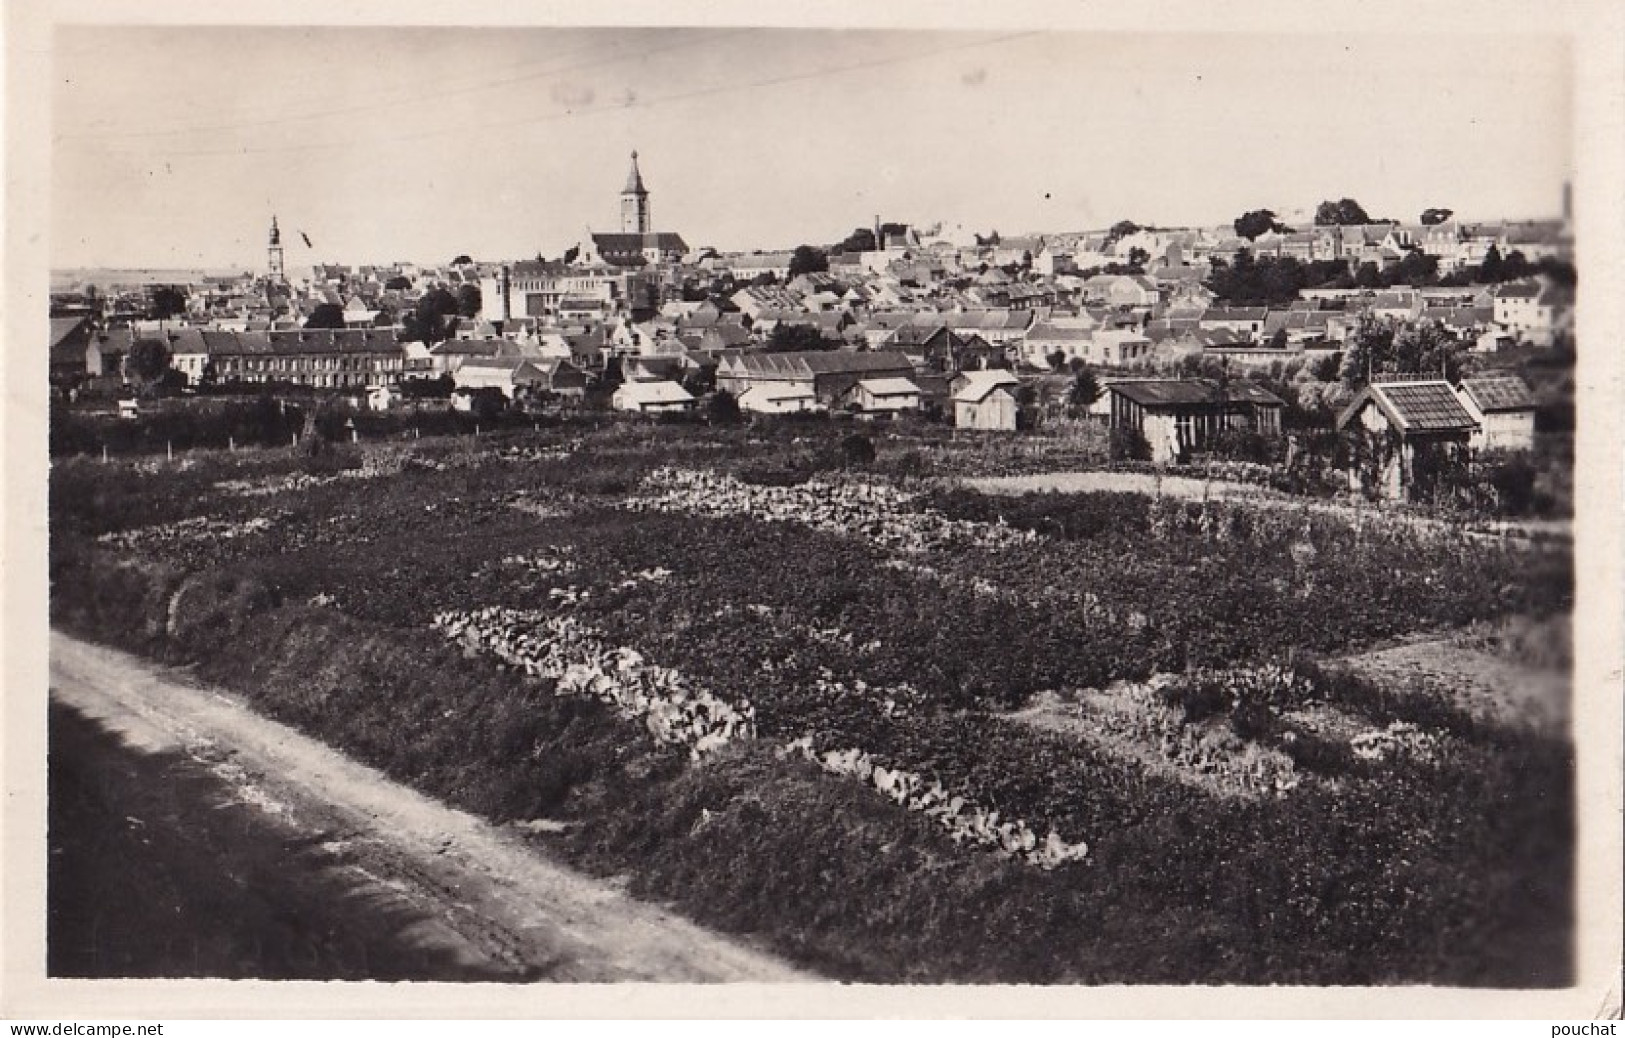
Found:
1109,379 -> 1285,408
1338,380 -> 1477,434
856,377 -> 921,397
1459,376 -> 1535,413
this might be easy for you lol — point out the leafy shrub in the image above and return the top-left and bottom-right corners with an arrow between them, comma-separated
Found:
1109,426 -> 1151,462
840,433 -> 876,468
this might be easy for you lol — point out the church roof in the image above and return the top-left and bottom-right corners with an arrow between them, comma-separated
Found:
623,151 -> 647,195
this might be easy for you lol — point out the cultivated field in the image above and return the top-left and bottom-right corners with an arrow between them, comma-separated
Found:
48,419 -> 1575,984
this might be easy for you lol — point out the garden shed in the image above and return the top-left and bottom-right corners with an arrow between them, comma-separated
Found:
1455,376 -> 1535,452
1335,379 -> 1477,500
952,370 -> 1021,431
1106,379 -> 1285,464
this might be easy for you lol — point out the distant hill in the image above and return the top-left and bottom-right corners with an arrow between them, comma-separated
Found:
51,268 -> 251,291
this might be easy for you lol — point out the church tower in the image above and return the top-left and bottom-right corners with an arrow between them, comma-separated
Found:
267,215 -> 285,282
620,151 -> 650,234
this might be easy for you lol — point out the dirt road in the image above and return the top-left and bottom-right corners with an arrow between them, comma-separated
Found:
48,631 -> 810,982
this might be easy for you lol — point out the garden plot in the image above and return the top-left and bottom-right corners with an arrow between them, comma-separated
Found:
1337,632 -> 1569,736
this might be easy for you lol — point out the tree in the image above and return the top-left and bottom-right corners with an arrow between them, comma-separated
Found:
403,287 -> 460,344
1354,261 -> 1384,289
788,245 -> 830,278
838,227 -> 878,253
1394,249 -> 1439,287
127,337 -> 172,387
1476,245 -> 1505,283
1108,220 -> 1142,242
1314,198 -> 1374,226
1341,315 -> 1461,389
149,285 -> 188,321
451,254 -> 472,266
765,323 -> 832,353
1420,208 -> 1454,226
705,388 -> 743,425
456,283 -> 483,318
1233,209 -> 1283,240
1341,315 -> 1393,389
305,303 -> 346,329
1068,367 -> 1102,411
384,275 -> 412,290
1045,350 -> 1068,371
682,365 -> 716,396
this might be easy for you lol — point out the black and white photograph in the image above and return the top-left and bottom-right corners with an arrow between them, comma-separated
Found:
6,0 -> 1623,1021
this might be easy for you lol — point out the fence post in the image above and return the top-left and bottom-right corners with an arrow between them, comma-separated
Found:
101,444 -> 108,464
167,440 -> 173,461
229,436 -> 235,453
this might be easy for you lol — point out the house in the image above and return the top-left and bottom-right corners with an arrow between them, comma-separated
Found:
737,383 -> 822,414
1335,380 -> 1477,499
952,370 -> 1022,431
718,350 -> 915,406
1370,290 -> 1423,323
1024,321 -> 1093,367
842,376 -> 922,415
1091,328 -> 1153,367
1108,379 -> 1286,464
612,379 -> 695,414
201,329 -> 406,389
50,316 -> 102,385
1198,307 -> 1268,339
1492,280 -> 1565,344
1456,376 -> 1536,452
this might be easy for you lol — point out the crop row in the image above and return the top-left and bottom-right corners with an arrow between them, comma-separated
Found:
431,605 -> 755,759
624,466 -> 1038,553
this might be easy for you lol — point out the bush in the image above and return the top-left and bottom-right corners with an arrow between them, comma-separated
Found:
1107,426 -> 1151,463
840,433 -> 876,468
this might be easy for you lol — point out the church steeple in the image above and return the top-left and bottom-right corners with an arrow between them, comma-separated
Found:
267,215 -> 285,282
620,150 -> 650,234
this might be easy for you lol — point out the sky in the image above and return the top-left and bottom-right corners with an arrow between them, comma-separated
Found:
50,26 -> 1574,272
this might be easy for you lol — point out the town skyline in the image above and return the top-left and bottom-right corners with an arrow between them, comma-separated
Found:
52,27 -> 1573,271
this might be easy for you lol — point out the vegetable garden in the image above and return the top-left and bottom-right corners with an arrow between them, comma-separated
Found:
48,423 -> 1574,984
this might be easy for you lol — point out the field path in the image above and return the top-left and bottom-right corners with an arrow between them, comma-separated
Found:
49,630 -> 811,982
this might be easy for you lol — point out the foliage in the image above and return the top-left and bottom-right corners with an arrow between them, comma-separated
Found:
837,227 -> 877,253
304,303 -> 346,329
126,337 -> 173,387
765,323 -> 834,353
705,389 -> 743,426
1420,208 -> 1454,226
403,287 -> 460,344
1108,425 -> 1151,462
840,433 -> 877,468
148,285 -> 188,321
47,424 -> 1576,985
788,245 -> 830,278
1314,198 -> 1376,226
1233,209 -> 1284,240
1341,315 -> 1462,389
456,283 -> 482,319
1107,220 -> 1142,242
